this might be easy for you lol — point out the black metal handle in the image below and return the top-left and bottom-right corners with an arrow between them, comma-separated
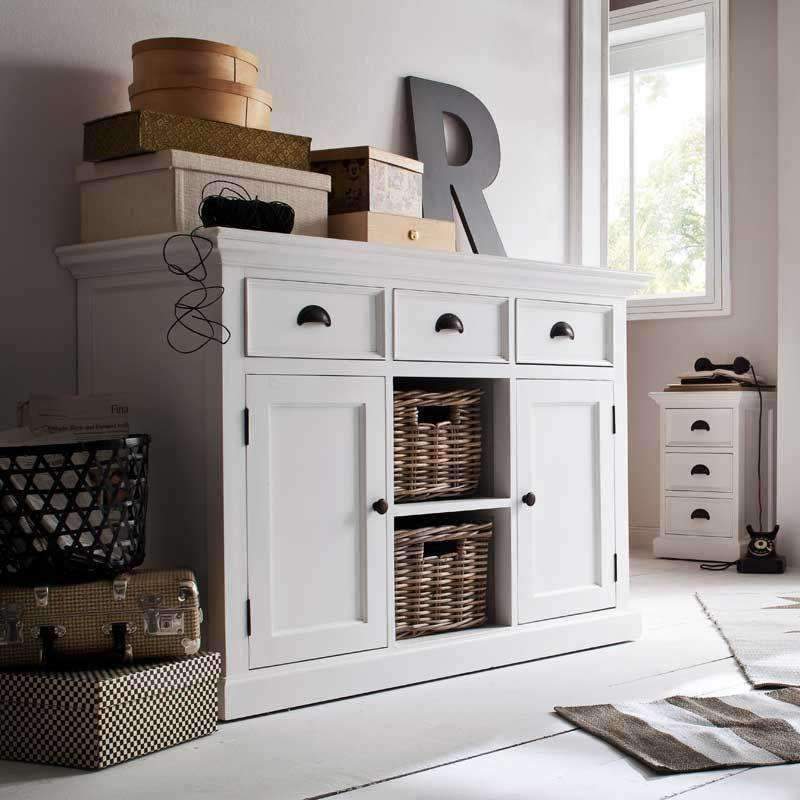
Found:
297,304 -> 331,327
549,321 -> 575,340
522,492 -> 536,507
435,313 -> 464,334
39,622 -> 131,666
691,464 -> 710,476
372,498 -> 389,515
691,508 -> 710,520
690,420 -> 710,432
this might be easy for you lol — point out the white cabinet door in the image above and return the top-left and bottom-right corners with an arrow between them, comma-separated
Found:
247,375 -> 388,668
517,380 -> 616,623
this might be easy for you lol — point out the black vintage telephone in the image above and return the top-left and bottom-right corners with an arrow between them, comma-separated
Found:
694,355 -> 752,374
737,525 -> 786,573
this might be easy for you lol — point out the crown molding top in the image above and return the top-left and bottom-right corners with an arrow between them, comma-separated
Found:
56,228 -> 650,299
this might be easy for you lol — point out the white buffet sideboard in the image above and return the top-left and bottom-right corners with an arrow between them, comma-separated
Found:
57,229 -> 648,720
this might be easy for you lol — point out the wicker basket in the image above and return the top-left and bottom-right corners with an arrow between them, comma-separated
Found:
394,520 -> 493,639
394,388 -> 482,502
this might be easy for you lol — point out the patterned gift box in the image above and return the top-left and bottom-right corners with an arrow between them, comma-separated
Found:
84,110 -> 311,170
0,652 -> 220,770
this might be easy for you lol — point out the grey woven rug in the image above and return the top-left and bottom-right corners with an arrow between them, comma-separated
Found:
555,689 -> 800,774
554,589 -> 800,773
697,589 -> 800,688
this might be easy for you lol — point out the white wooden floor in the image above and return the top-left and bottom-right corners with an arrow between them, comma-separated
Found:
4,542 -> 799,799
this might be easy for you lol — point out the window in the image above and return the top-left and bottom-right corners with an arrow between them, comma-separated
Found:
608,0 -> 729,319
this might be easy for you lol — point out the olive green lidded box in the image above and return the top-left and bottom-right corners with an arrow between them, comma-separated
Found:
84,109 -> 311,170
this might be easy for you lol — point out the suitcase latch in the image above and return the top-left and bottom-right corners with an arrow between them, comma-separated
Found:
112,574 -> 131,601
178,581 -> 199,603
33,587 -> 49,608
143,608 -> 184,636
0,606 -> 23,646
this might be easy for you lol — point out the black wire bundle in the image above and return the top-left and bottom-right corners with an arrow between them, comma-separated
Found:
162,181 -> 294,354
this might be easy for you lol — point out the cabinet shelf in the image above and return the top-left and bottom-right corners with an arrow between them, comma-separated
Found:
392,497 -> 512,517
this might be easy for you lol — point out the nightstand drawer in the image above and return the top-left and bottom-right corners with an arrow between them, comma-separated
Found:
665,497 -> 734,538
664,408 -> 734,447
245,279 -> 385,359
393,289 -> 510,362
664,452 -> 734,493
516,299 -> 613,366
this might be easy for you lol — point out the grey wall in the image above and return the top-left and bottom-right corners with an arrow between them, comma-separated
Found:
626,0 -> 779,535
778,0 -> 800,564
0,0 -> 569,429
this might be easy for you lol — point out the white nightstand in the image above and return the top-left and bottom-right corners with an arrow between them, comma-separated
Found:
650,390 -> 777,561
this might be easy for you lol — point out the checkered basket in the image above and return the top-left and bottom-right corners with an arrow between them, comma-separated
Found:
0,436 -> 150,582
0,652 -> 220,769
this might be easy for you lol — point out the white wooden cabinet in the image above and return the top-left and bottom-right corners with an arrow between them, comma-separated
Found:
517,380 -> 616,623
58,228 -> 647,720
650,391 -> 777,561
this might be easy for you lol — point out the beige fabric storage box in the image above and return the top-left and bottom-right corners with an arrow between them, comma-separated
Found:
311,147 -> 423,217
77,150 -> 330,243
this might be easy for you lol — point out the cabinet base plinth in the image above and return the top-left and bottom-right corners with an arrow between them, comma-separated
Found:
653,534 -> 745,562
219,608 -> 641,720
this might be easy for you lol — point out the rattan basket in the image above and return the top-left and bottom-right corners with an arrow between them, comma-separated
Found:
394,520 -> 493,639
393,388 -> 482,502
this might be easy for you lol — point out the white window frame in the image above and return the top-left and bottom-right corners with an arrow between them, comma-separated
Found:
609,0 -> 730,320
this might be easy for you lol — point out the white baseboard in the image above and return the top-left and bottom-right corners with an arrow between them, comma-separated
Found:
629,525 -> 658,546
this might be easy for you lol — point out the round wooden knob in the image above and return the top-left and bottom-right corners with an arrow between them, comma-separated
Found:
522,492 -> 536,507
408,229 -> 420,241
372,499 -> 389,515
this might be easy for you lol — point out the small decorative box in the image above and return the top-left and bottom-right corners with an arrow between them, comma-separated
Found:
76,149 -> 330,242
327,211 -> 455,252
311,146 -> 423,217
0,652 -> 220,769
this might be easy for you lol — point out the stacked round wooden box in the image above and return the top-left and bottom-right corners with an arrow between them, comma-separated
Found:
130,37 -> 272,130
77,37 -> 332,244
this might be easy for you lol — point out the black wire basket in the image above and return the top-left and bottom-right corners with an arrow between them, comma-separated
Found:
0,435 -> 150,583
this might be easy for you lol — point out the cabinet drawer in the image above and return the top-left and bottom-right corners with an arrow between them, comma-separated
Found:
665,497 -> 734,538
394,290 -> 510,362
516,300 -> 613,366
245,279 -> 385,359
664,408 -> 734,447
664,452 -> 733,493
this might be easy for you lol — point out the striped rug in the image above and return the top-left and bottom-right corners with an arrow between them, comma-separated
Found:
697,590 -> 800,688
555,688 -> 800,773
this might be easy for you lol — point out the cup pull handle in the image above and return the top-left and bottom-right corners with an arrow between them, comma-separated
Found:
435,313 -> 464,333
690,464 -> 710,476
297,305 -> 331,327
549,321 -> 575,340
691,509 -> 710,520
690,420 -> 710,432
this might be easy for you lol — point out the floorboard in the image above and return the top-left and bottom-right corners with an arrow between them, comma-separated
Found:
2,545 -> 797,800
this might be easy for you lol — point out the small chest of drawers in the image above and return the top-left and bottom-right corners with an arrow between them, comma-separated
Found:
650,390 -> 777,562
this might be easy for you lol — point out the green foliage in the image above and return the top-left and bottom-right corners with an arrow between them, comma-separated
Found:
608,116 -> 706,297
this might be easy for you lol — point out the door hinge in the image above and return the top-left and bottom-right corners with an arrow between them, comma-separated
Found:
612,405 -> 617,435
613,553 -> 618,582
244,407 -> 250,446
246,598 -> 252,636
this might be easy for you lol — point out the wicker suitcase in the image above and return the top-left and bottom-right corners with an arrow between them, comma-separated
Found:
0,569 -> 202,667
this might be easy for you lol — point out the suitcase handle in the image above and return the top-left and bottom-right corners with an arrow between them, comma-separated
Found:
38,622 -> 133,666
